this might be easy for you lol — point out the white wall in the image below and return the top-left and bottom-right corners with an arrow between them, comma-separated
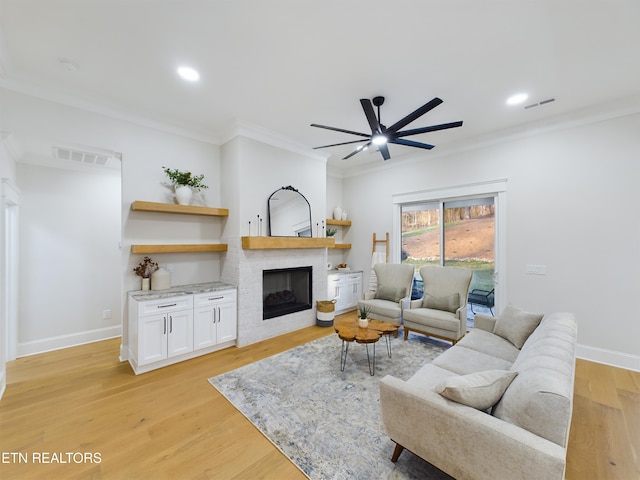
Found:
1,88 -> 221,357
17,163 -> 121,354
221,136 -> 326,239
341,113 -> 640,370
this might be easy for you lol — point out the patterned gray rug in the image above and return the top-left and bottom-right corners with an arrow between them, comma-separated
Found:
209,330 -> 454,479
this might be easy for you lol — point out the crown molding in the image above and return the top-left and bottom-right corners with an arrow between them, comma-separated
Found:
339,94 -> 640,179
0,77 -> 220,145
220,119 -> 329,163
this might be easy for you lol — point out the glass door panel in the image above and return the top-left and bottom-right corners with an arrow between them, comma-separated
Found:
444,198 -> 495,315
401,202 -> 440,299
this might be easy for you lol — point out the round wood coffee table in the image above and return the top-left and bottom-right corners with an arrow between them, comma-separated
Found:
334,316 -> 400,375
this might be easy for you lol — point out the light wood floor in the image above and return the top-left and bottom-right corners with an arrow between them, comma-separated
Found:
0,316 -> 638,479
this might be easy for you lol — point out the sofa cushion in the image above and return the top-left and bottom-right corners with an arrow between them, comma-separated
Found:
455,328 -> 520,363
375,285 -> 406,303
422,291 -> 460,313
436,370 -> 518,410
493,312 -> 577,447
493,304 -> 543,348
432,345 -> 513,375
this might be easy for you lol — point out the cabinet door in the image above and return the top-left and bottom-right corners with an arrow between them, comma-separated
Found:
167,309 -> 194,358
138,313 -> 168,365
328,274 -> 342,304
193,306 -> 216,351
216,301 -> 237,344
345,273 -> 362,308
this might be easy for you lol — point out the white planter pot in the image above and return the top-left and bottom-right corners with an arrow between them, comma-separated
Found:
358,318 -> 369,329
175,185 -> 193,205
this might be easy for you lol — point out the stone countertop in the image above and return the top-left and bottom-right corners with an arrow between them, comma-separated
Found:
129,281 -> 236,300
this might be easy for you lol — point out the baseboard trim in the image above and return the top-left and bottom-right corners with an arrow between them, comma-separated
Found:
17,325 -> 122,358
576,343 -> 640,372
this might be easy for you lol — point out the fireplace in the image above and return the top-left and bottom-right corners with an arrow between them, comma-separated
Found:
263,266 -> 313,319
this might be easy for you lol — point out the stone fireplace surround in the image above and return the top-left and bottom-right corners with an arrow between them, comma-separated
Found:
221,237 -> 328,347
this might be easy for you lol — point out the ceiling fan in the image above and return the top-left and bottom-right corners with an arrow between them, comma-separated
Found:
311,96 -> 463,161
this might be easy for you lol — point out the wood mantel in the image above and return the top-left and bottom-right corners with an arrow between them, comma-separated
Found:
241,236 -> 335,250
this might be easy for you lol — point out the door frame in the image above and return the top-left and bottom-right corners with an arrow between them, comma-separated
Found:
392,179 -> 508,314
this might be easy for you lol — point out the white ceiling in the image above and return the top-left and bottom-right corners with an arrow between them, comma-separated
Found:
1,0 -> 639,171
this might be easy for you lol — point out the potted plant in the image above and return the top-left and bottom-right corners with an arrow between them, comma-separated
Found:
162,166 -> 209,205
326,228 -> 337,237
133,256 -> 158,290
357,305 -> 371,328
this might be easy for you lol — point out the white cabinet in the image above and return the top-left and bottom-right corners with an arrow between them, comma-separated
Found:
128,284 -> 237,374
193,289 -> 237,350
130,295 -> 194,367
328,273 -> 343,307
327,271 -> 362,314
344,273 -> 363,310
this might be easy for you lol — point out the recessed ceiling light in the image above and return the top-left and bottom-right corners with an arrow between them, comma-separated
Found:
506,93 -> 528,106
177,66 -> 200,82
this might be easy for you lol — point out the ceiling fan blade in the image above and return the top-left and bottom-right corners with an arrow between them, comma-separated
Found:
390,138 -> 435,150
310,123 -> 370,138
360,98 -> 380,134
395,121 -> 463,138
378,143 -> 391,160
312,139 -> 369,149
343,142 -> 371,160
387,97 -> 443,133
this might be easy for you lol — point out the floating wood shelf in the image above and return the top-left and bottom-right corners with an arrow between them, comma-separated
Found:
330,243 -> 352,249
241,236 -> 334,250
131,201 -> 229,217
131,244 -> 228,254
326,219 -> 352,226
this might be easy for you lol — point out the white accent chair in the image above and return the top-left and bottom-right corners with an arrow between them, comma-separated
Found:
403,265 -> 473,344
357,263 -> 415,324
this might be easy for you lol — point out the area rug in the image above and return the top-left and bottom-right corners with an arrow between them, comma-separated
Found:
209,330 -> 453,479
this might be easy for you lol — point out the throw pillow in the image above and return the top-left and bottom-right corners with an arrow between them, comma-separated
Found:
422,292 -> 460,313
436,370 -> 518,410
493,304 -> 544,348
375,285 -> 406,303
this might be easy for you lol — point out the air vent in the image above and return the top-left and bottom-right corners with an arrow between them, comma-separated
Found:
53,147 -> 111,166
524,98 -> 555,110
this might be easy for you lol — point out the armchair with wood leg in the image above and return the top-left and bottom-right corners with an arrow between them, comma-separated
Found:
357,263 -> 415,324
402,265 -> 473,345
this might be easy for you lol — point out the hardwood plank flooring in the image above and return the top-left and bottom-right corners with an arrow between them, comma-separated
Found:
1,318 -> 638,479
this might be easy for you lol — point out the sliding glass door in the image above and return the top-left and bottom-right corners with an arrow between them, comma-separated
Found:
401,196 -> 496,322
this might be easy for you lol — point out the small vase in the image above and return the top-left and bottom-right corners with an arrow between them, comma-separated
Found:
141,277 -> 150,290
333,206 -> 342,220
358,318 -> 369,329
341,210 -> 348,221
151,267 -> 171,291
175,185 -> 193,205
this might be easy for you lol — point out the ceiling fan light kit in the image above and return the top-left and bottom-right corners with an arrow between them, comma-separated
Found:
311,96 -> 463,161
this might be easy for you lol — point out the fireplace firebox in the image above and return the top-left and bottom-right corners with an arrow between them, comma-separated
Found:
263,266 -> 312,319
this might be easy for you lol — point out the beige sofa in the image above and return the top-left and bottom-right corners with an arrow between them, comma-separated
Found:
379,307 -> 577,480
